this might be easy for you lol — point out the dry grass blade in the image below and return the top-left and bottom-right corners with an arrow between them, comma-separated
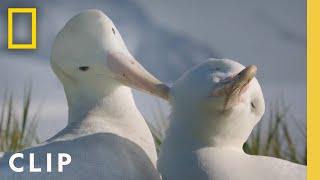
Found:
0,87 -> 40,152
244,99 -> 306,165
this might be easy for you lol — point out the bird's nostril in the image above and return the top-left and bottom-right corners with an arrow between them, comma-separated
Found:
79,66 -> 89,71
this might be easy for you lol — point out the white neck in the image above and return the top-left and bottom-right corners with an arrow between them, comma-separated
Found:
63,83 -> 149,135
51,79 -> 151,141
67,85 -> 138,125
164,110 -> 246,152
49,83 -> 157,165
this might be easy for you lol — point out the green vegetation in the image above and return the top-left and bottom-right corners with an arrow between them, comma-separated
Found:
0,87 -> 40,152
243,100 -> 306,165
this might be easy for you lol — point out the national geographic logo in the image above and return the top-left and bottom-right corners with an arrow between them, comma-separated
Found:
7,8 -> 37,50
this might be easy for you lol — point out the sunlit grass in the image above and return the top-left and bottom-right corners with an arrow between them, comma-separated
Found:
0,87 -> 40,152
244,100 -> 306,165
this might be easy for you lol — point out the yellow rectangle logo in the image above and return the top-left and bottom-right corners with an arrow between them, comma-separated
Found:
7,8 -> 37,49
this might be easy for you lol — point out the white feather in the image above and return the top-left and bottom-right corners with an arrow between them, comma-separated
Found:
158,59 -> 305,180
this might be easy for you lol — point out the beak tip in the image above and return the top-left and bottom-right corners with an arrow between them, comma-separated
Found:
247,65 -> 257,75
156,84 -> 170,100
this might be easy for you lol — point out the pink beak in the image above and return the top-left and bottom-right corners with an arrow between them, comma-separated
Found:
107,51 -> 170,100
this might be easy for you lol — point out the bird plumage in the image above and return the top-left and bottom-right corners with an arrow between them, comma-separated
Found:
0,10 -> 162,180
158,59 -> 306,180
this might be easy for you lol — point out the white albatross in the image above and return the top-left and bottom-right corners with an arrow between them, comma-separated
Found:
0,10 -> 168,180
157,59 -> 306,180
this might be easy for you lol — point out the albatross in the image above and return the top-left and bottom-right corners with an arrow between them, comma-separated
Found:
0,9 -> 167,180
157,59 -> 306,180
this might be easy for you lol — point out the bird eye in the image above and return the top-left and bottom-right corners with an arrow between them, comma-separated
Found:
112,28 -> 115,35
251,102 -> 256,109
79,66 -> 89,71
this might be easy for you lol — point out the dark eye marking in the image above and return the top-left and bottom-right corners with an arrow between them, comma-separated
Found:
112,28 -> 115,35
251,102 -> 256,109
79,66 -> 89,71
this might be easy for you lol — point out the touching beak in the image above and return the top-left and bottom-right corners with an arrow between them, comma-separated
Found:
211,65 -> 257,110
107,51 -> 170,100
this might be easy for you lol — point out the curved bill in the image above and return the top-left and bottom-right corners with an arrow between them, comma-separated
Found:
107,51 -> 170,100
210,65 -> 257,110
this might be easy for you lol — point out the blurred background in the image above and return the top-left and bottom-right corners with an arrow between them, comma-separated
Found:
0,0 -> 306,164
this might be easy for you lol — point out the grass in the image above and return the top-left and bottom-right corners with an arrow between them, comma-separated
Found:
243,100 -> 306,165
0,87 -> 40,152
149,99 -> 307,165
